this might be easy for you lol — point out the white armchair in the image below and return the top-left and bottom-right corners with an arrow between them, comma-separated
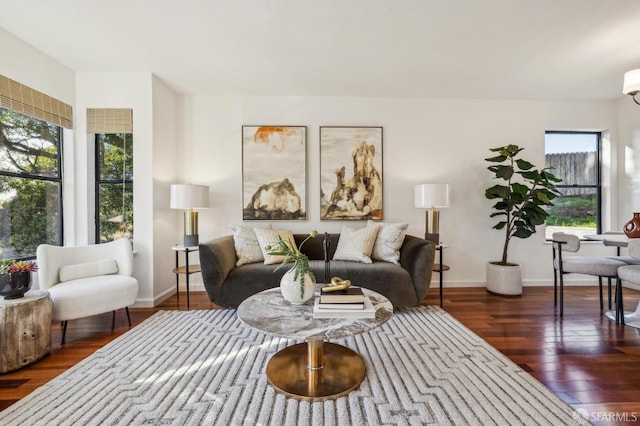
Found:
36,238 -> 139,344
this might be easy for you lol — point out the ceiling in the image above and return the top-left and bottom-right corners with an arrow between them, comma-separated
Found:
2,0 -> 640,101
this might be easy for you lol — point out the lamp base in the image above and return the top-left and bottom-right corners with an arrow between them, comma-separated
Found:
424,233 -> 440,245
184,234 -> 199,247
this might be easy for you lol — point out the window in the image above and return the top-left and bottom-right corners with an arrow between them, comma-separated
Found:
0,107 -> 63,260
544,131 -> 601,239
95,133 -> 133,243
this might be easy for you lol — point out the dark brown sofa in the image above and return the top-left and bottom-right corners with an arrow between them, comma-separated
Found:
199,233 -> 435,308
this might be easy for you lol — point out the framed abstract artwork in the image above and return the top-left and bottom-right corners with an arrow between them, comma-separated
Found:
320,126 -> 383,220
242,126 -> 307,220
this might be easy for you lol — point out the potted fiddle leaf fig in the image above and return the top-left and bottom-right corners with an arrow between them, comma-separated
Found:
485,144 -> 561,295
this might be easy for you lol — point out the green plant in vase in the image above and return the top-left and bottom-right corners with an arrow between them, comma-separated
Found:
0,259 -> 38,299
266,230 -> 317,301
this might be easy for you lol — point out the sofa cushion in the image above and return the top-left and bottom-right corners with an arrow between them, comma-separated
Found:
254,228 -> 297,265
333,225 -> 380,263
229,224 -> 272,266
368,220 -> 408,264
59,259 -> 118,282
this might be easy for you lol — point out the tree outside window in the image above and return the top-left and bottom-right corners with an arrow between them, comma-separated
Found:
0,108 -> 62,260
95,133 -> 133,243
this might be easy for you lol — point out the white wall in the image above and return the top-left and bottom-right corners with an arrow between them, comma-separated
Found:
76,72 -> 175,306
0,29 -> 75,105
3,27 -> 636,296
179,95 -> 622,289
152,75 -> 180,302
0,29 -> 77,250
616,97 -> 640,220
2,31 -> 181,304
614,97 -> 640,290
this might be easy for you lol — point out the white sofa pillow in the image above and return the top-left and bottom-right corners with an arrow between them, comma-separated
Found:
333,225 -> 380,264
254,228 -> 298,265
229,224 -> 273,266
59,259 -> 119,282
368,220 -> 408,264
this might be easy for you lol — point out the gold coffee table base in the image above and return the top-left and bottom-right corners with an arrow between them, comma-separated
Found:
266,340 -> 365,401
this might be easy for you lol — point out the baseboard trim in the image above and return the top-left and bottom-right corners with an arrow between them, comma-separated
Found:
436,279 -> 640,291
131,286 -> 176,308
134,280 -> 639,307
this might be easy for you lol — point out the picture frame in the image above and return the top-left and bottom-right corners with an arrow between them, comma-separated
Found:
320,126 -> 383,220
242,126 -> 307,220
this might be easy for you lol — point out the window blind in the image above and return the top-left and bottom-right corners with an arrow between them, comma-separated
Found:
0,75 -> 73,128
87,108 -> 133,133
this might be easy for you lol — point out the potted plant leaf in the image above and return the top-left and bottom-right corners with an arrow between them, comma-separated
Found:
0,259 -> 38,299
485,144 -> 561,295
265,231 -> 317,304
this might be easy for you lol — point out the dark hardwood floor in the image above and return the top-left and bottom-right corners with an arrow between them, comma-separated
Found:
1,286 -> 640,425
426,286 -> 640,426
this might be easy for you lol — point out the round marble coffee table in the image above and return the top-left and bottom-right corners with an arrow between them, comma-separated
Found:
237,286 -> 393,401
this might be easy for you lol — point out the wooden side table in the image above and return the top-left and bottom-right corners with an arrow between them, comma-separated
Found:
172,245 -> 201,310
0,290 -> 52,374
434,244 -> 449,307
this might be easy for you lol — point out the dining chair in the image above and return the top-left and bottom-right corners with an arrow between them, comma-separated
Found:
603,238 -> 640,265
614,239 -> 640,326
552,232 -> 626,322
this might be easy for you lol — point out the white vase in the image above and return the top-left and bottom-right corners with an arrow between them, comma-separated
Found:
486,262 -> 522,296
280,267 -> 315,304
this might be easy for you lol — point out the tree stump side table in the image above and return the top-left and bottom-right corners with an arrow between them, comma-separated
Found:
0,290 -> 52,374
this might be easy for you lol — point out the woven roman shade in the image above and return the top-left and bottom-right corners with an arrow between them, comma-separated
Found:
0,75 -> 73,128
87,108 -> 133,133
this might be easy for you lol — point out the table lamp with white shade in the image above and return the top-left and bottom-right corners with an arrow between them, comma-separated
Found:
171,184 -> 210,247
414,183 -> 450,245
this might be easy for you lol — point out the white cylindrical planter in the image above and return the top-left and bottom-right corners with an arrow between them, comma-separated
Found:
486,262 -> 522,296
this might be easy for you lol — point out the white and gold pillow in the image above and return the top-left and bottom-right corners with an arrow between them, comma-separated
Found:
253,228 -> 297,265
229,224 -> 272,266
333,225 -> 380,264
368,220 -> 408,264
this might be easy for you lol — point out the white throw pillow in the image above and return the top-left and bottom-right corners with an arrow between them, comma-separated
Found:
59,259 -> 119,282
253,228 -> 297,265
368,220 -> 408,264
229,224 -> 273,266
333,225 -> 380,264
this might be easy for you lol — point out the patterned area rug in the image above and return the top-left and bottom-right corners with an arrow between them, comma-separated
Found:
0,306 -> 589,425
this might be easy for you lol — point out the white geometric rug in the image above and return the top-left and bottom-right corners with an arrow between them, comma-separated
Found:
0,306 -> 589,425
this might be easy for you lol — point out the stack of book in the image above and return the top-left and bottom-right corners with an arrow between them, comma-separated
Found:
313,286 -> 376,318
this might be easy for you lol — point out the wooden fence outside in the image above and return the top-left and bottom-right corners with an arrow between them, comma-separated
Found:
545,152 -> 596,196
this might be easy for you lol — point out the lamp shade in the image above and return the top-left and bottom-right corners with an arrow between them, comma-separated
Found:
623,69 -> 640,95
414,183 -> 450,208
170,184 -> 210,209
